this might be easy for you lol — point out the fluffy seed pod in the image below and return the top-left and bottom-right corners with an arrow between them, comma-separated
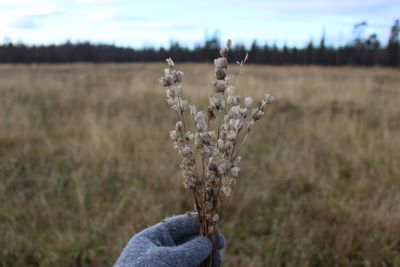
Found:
226,39 -> 232,49
252,109 -> 264,121
246,120 -> 255,132
173,71 -> 184,83
212,80 -> 227,94
244,97 -> 253,107
214,57 -> 228,71
215,69 -> 227,80
175,121 -> 184,131
220,47 -> 229,58
169,130 -> 178,141
159,74 -> 174,87
166,57 -> 175,67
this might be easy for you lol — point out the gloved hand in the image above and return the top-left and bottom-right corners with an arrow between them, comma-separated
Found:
114,213 -> 225,267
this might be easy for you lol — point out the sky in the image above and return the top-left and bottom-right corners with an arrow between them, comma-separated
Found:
0,0 -> 399,48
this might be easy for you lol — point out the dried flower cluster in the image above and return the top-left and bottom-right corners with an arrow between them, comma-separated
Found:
159,39 -> 275,267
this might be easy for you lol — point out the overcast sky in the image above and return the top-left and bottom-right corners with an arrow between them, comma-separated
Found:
0,0 -> 399,48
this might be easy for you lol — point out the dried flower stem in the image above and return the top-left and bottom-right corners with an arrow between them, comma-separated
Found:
159,41 -> 275,267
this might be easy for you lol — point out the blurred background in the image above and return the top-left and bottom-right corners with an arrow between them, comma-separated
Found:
1,0 -> 400,65
0,1 -> 399,266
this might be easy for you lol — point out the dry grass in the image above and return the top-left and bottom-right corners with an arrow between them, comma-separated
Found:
0,63 -> 399,267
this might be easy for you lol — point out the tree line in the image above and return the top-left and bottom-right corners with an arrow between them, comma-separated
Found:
0,19 -> 399,66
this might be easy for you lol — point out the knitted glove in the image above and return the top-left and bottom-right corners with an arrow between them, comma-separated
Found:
115,213 -> 225,267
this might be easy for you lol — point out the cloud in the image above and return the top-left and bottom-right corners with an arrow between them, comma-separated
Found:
0,5 -> 61,30
115,20 -> 203,31
1,0 -> 397,47
73,0 -> 129,3
84,7 -> 115,20
0,0 -> 50,4
81,7 -> 148,21
240,0 -> 399,14
79,7 -> 201,31
113,16 -> 152,22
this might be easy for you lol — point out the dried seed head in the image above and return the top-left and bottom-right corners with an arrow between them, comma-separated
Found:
176,121 -> 184,131
252,109 -> 264,121
194,111 -> 207,132
230,167 -> 240,177
220,47 -> 229,58
207,107 -> 216,121
244,52 -> 249,63
199,131 -> 216,143
194,133 -> 202,148
208,161 -> 218,171
244,97 -> 253,107
159,74 -> 174,87
226,39 -> 232,49
217,139 -> 224,150
166,57 -> 174,68
228,105 -> 242,119
212,80 -> 227,94
227,130 -> 237,140
173,70 -> 184,83
181,100 -> 189,111
221,182 -> 232,197
179,146 -> 192,157
259,94 -> 276,111
208,97 -> 217,110
189,105 -> 197,117
194,111 -> 205,123
226,85 -> 236,95
215,69 -> 227,80
214,57 -> 228,71
209,97 -> 226,111
200,146 -> 213,158
212,214 -> 220,222
246,120 -> 255,132
233,156 -> 241,167
185,131 -> 194,141
169,130 -> 178,141
233,96 -> 241,105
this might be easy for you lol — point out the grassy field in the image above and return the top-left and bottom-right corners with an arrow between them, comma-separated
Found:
0,63 -> 399,267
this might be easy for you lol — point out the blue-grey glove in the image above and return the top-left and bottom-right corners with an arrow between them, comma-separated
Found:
115,213 -> 225,267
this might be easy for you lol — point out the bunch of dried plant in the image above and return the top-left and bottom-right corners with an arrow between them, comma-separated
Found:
159,39 -> 275,267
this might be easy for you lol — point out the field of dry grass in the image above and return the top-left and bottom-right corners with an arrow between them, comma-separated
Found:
0,63 -> 399,266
